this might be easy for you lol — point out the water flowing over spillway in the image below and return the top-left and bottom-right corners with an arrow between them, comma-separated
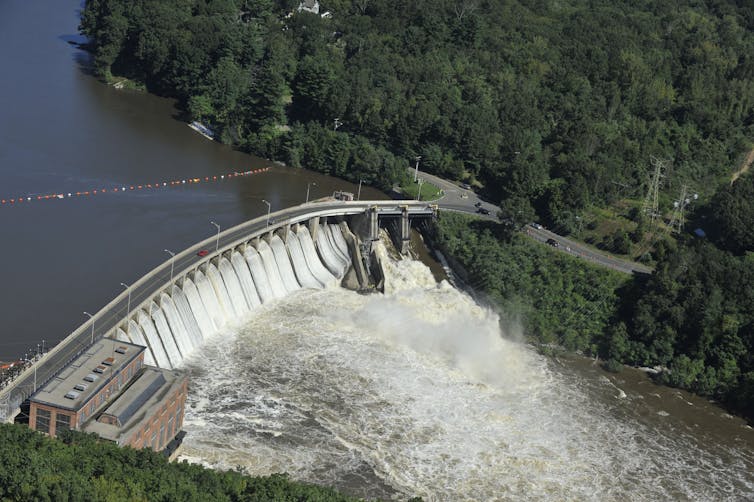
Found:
178,242 -> 754,501
115,224 -> 348,368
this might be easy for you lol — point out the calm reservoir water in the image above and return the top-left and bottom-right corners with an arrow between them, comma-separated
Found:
1,2 -> 753,500
0,1 -> 379,361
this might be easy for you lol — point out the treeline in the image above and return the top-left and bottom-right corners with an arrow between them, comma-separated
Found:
433,173 -> 754,421
0,424 -> 359,501
429,212 -> 628,355
612,173 -> 754,419
80,0 -> 754,224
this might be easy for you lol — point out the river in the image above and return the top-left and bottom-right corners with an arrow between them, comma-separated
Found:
1,1 -> 753,500
0,0 -> 380,362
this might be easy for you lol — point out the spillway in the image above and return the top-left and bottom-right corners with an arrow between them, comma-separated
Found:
218,257 -> 249,316
231,251 -> 262,309
316,223 -> 349,277
270,235 -> 302,294
151,301 -> 182,366
137,310 -> 171,369
207,263 -> 237,320
194,270 -> 225,330
114,224 -> 351,369
244,246 -> 275,303
285,230 -> 323,289
181,279 -> 215,339
257,240 -> 287,299
296,226 -> 337,287
127,320 -> 156,367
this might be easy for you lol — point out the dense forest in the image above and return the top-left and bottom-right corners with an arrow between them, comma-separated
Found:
0,424 -> 359,501
80,0 -> 754,226
79,0 -> 754,420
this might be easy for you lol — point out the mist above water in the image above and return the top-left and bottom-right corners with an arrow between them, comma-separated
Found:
180,244 -> 754,501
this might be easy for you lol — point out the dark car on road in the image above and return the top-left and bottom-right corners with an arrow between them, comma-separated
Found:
477,207 -> 490,215
546,238 -> 559,248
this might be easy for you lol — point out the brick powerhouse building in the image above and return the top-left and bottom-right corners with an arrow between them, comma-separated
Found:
29,338 -> 187,452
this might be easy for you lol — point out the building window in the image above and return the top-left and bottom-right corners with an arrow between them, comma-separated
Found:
167,416 -> 174,437
99,393 -> 105,405
127,366 -> 132,379
160,424 -> 166,448
80,410 -> 87,423
151,431 -> 158,451
35,409 -> 51,434
55,413 -> 71,433
136,359 -> 142,371
89,401 -> 95,414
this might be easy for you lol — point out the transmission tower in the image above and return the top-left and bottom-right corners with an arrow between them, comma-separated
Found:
642,156 -> 666,228
668,184 -> 697,234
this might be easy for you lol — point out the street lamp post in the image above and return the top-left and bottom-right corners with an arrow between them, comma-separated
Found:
416,179 -> 424,201
262,199 -> 271,226
164,249 -> 175,282
120,282 -> 131,321
414,155 -> 422,182
306,182 -> 317,203
357,178 -> 364,201
210,221 -> 220,252
83,311 -> 95,344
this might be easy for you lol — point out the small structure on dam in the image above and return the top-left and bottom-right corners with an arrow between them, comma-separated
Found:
28,338 -> 187,453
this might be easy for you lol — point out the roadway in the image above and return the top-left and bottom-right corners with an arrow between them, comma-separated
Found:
413,170 -> 653,276
0,200 -> 435,415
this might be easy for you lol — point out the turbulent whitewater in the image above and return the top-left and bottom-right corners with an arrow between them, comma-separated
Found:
179,244 -> 754,501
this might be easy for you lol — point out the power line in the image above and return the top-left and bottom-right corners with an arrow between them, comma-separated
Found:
667,184 -> 697,234
642,156 -> 666,230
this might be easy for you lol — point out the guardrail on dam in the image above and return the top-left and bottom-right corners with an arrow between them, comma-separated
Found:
0,200 -> 437,420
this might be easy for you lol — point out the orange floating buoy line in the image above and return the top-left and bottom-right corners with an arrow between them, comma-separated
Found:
0,168 -> 270,208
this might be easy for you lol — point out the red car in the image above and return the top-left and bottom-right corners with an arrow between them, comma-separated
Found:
197,249 -> 210,257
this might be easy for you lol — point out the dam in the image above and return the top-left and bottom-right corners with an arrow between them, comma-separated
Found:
0,200 -> 436,419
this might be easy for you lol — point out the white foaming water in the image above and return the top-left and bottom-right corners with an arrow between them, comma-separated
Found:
180,243 -> 754,501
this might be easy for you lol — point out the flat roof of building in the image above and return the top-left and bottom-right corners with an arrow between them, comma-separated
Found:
30,338 -> 144,411
83,367 -> 185,445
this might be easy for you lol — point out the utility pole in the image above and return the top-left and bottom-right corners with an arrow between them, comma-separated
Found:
642,156 -> 666,229
668,185 -> 697,234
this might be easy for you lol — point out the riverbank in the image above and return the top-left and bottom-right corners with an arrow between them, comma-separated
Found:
421,211 -> 754,426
